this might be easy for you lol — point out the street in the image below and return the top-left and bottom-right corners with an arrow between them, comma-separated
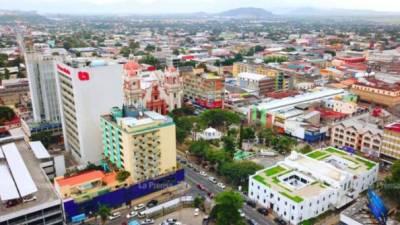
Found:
183,164 -> 276,225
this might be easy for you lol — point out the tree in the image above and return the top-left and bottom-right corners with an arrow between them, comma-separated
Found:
200,109 -> 240,128
273,136 -> 297,154
242,127 -> 255,140
254,45 -> 265,53
382,161 -> 400,205
177,61 -> 196,68
173,49 -> 180,55
30,131 -> 55,148
144,44 -> 156,52
210,191 -> 245,225
264,56 -> 288,64
299,144 -> 313,154
97,204 -> 111,225
120,47 -> 131,58
193,195 -> 205,209
188,140 -> 210,159
4,68 -> 10,80
223,136 -> 236,156
128,40 -> 140,51
174,116 -> 197,144
0,106 -> 15,125
116,170 -> 130,182
220,161 -> 263,187
258,128 -> 275,146
234,53 -> 243,62
139,54 -> 159,67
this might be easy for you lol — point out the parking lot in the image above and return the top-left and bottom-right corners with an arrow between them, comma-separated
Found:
154,207 -> 207,225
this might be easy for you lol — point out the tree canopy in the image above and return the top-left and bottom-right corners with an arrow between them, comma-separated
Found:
210,191 -> 245,225
0,106 -> 15,125
200,109 -> 241,128
382,161 -> 400,205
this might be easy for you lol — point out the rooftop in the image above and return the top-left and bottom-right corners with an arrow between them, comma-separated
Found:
0,141 -> 59,218
255,88 -> 345,112
238,72 -> 270,81
354,77 -> 400,92
251,147 -> 378,203
55,170 -> 116,188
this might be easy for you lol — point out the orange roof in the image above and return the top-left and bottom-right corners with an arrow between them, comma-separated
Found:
56,171 -> 105,187
103,172 -> 117,185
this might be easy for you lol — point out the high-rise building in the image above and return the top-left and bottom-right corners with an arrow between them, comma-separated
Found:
25,52 -> 61,123
100,60 -> 177,181
56,59 -> 124,164
101,107 -> 177,182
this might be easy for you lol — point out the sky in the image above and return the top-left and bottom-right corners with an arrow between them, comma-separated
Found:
0,0 -> 399,14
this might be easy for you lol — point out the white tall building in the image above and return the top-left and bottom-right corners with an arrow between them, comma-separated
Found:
56,59 -> 123,164
249,147 -> 378,225
25,52 -> 61,122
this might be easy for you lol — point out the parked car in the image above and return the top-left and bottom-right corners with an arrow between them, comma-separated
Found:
146,200 -> 158,208
137,212 -> 147,219
257,207 -> 268,215
165,218 -> 178,223
194,208 -> 200,216
126,211 -> 138,219
217,182 -> 226,189
246,200 -> 256,208
133,203 -> 146,211
274,218 -> 287,225
197,184 -> 206,191
193,167 -> 199,172
140,218 -> 154,225
199,171 -> 207,176
238,209 -> 245,218
208,176 -> 217,183
108,212 -> 121,220
247,219 -> 259,225
22,195 -> 37,203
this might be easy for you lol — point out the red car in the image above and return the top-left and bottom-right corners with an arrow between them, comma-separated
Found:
197,184 -> 206,191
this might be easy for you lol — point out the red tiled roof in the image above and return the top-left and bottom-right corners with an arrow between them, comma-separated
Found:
317,108 -> 347,119
385,122 -> 400,133
354,78 -> 400,91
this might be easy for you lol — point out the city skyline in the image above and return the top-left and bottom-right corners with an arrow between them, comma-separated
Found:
1,0 -> 400,14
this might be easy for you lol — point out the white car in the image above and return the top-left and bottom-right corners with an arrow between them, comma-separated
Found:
140,218 -> 154,225
208,176 -> 217,183
23,195 -> 37,203
217,182 -> 226,189
138,211 -> 147,219
126,211 -> 138,219
108,212 -> 121,220
199,171 -> 207,176
133,203 -> 146,211
194,208 -> 200,216
238,209 -> 245,218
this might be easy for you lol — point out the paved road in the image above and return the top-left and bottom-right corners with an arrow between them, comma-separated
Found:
183,164 -> 276,225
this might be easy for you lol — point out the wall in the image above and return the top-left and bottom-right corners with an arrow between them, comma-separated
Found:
63,169 -> 185,222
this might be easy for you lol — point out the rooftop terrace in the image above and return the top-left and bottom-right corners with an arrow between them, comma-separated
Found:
252,147 -> 378,204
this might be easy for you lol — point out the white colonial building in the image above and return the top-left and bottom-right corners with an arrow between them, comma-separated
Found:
194,127 -> 222,141
249,147 -> 378,225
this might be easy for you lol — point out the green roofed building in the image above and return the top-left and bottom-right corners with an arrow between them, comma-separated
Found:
248,147 -> 378,225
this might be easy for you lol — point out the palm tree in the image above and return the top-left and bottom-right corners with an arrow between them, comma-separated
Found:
97,204 -> 111,225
